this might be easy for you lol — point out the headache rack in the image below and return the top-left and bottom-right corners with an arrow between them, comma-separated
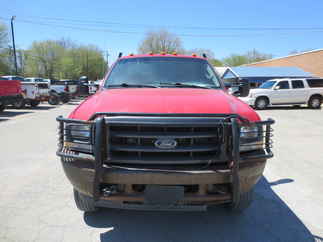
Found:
56,113 -> 274,203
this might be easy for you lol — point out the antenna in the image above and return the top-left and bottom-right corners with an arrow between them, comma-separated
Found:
118,52 -> 123,58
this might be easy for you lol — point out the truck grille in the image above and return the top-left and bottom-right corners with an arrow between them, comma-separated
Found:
106,118 -> 227,165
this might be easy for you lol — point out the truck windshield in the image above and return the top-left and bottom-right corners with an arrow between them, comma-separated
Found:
259,81 -> 276,89
105,57 -> 221,89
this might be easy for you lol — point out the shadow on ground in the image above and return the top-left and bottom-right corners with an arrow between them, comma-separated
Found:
0,111 -> 33,121
84,177 -> 315,242
6,105 -> 57,111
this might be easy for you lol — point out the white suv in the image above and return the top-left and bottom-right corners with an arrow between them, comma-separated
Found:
240,78 -> 323,109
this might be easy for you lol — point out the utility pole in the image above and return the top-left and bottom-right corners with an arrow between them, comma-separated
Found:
10,16 -> 18,75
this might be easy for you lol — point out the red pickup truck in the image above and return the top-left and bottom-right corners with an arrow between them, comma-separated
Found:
57,54 -> 274,213
0,76 -> 23,112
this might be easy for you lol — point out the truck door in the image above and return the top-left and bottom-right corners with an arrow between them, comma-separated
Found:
271,80 -> 291,104
290,80 -> 307,104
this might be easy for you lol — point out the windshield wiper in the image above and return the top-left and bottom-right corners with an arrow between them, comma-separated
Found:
160,82 -> 214,89
107,83 -> 159,88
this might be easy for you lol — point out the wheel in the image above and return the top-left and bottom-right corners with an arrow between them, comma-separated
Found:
73,189 -> 97,212
0,104 -> 5,112
48,94 -> 59,105
30,100 -> 40,107
13,99 -> 25,109
60,94 -> 70,104
229,189 -> 253,213
255,97 -> 268,110
308,96 -> 322,109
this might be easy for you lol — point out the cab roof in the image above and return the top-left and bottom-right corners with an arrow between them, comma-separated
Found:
120,53 -> 207,60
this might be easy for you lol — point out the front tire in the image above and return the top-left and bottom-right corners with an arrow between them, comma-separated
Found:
0,104 -> 5,112
13,99 -> 25,109
60,94 -> 70,104
255,97 -> 269,110
229,189 -> 253,213
308,96 -> 322,109
30,100 -> 40,107
73,189 -> 97,212
48,94 -> 60,105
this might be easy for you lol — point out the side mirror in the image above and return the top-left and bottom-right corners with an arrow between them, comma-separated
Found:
224,82 -> 232,89
274,86 -> 280,90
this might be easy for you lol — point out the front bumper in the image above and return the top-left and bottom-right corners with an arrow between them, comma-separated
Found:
61,157 -> 267,210
240,97 -> 256,106
57,113 -> 274,211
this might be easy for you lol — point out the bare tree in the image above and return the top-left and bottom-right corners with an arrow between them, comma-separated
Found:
138,30 -> 184,54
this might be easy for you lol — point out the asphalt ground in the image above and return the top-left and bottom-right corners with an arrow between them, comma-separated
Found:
0,102 -> 322,242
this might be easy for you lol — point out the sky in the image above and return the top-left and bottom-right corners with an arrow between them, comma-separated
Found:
1,0 -> 323,63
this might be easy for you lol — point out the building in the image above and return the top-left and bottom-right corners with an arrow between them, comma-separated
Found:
220,66 -> 313,88
246,49 -> 323,77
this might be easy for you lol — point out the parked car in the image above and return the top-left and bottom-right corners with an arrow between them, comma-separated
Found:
240,78 -> 323,109
0,76 -> 23,112
56,54 -> 274,213
59,80 -> 80,97
13,77 -> 50,108
44,79 -> 70,105
87,80 -> 100,95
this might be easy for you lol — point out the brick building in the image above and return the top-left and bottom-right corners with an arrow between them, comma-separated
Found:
246,49 -> 323,77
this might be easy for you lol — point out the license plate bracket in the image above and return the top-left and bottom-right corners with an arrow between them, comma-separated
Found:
144,185 -> 184,205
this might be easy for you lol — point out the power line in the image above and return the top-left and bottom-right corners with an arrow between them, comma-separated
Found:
1,16 -> 323,38
2,15 -> 323,32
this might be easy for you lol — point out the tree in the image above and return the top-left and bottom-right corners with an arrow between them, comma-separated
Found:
138,30 -> 184,54
245,49 -> 272,63
23,39 -> 106,80
222,49 -> 272,66
0,22 -> 10,75
222,54 -> 249,66
209,58 -> 223,66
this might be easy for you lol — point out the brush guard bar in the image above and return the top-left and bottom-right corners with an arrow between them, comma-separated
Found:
56,113 -> 274,206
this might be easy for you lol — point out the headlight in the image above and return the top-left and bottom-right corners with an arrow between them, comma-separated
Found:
68,124 -> 91,138
64,124 -> 93,153
240,125 -> 263,152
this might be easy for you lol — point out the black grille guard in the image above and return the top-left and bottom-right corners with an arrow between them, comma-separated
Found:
56,113 -> 275,205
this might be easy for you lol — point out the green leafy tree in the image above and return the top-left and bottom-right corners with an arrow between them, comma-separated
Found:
23,40 -> 106,80
222,49 -> 272,66
0,22 -> 10,75
222,54 -> 249,66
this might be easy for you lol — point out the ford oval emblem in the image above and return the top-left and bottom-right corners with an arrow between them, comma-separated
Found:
154,138 -> 177,149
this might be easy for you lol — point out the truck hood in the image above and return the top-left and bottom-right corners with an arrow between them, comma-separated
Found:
69,88 -> 260,121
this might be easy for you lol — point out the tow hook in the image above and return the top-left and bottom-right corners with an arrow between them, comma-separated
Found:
102,185 -> 118,197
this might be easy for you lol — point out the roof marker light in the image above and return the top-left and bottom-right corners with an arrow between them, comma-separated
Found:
172,51 -> 177,55
192,53 -> 197,57
149,52 -> 154,55
160,51 -> 166,55
129,53 -> 134,56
